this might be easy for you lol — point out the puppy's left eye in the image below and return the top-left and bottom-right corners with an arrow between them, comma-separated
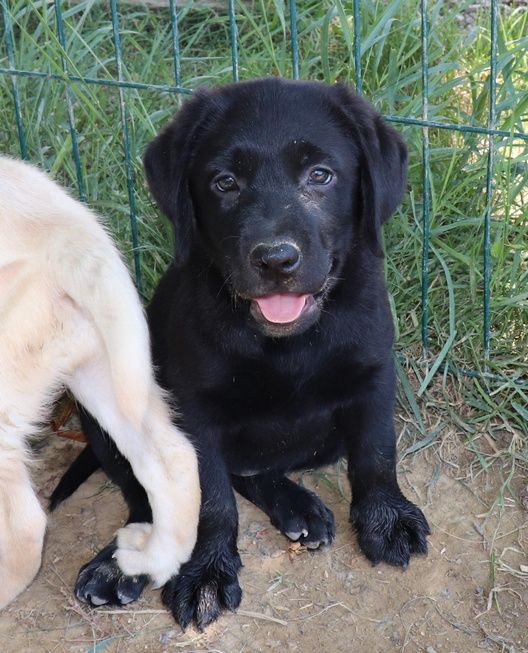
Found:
308,168 -> 333,185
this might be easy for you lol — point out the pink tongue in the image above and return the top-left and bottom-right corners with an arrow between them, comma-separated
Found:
255,293 -> 309,324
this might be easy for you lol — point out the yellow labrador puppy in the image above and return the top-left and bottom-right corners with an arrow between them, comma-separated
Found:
0,156 -> 200,609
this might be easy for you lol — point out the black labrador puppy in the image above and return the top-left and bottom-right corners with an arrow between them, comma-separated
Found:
52,77 -> 430,629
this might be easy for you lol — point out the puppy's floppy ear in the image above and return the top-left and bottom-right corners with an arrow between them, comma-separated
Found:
144,89 -> 215,266
333,83 -> 408,257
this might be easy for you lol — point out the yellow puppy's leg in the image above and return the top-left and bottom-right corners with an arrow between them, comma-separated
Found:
68,356 -> 200,587
0,450 -> 47,608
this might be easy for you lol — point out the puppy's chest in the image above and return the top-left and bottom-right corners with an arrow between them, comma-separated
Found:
207,358 -> 350,472
205,352 -> 361,426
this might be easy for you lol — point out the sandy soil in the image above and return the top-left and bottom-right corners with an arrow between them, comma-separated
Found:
0,418 -> 526,653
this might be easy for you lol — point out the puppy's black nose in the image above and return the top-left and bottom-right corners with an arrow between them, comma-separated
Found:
250,242 -> 301,275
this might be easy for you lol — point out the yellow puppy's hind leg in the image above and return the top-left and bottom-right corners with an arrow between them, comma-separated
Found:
0,451 -> 47,609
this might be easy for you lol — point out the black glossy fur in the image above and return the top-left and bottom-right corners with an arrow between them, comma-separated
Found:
52,78 -> 429,630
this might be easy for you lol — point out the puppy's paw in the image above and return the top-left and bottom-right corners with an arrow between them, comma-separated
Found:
116,522 -> 152,551
162,545 -> 242,630
75,543 -> 148,607
114,522 -> 184,587
271,485 -> 335,549
351,493 -> 430,567
114,547 -> 178,588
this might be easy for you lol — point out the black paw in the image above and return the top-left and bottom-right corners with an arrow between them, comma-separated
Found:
162,544 -> 242,630
269,483 -> 335,549
350,493 -> 430,567
75,542 -> 148,606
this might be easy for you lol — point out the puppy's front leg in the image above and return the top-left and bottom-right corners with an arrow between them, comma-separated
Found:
342,361 -> 430,567
162,429 -> 242,631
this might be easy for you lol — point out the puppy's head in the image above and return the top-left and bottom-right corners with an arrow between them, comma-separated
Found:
145,78 -> 407,337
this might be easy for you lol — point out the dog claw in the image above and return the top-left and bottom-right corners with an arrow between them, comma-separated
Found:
306,540 -> 323,550
285,531 -> 303,540
87,594 -> 108,606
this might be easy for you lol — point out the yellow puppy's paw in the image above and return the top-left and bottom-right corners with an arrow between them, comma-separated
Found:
114,546 -> 180,588
114,523 -> 184,587
116,522 -> 152,551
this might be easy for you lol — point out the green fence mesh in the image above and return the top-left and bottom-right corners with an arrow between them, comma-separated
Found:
1,0 -> 527,390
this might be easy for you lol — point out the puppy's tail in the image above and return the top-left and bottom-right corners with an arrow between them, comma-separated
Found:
49,445 -> 100,510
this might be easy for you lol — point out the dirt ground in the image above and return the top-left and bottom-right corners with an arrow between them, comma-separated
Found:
1,415 -> 527,653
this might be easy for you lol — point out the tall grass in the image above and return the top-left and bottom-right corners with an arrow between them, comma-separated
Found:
1,0 -> 527,469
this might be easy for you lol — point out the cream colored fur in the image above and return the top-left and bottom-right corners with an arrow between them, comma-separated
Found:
0,156 -> 200,609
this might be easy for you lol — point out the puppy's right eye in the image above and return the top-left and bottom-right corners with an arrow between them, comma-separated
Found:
214,175 -> 239,193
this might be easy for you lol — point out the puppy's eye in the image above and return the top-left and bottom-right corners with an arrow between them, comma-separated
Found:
309,168 -> 333,185
214,175 -> 239,193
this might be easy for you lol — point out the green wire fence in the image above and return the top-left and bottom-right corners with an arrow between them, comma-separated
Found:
1,0 -> 527,392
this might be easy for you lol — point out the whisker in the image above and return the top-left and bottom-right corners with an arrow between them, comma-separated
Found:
216,269 -> 235,298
